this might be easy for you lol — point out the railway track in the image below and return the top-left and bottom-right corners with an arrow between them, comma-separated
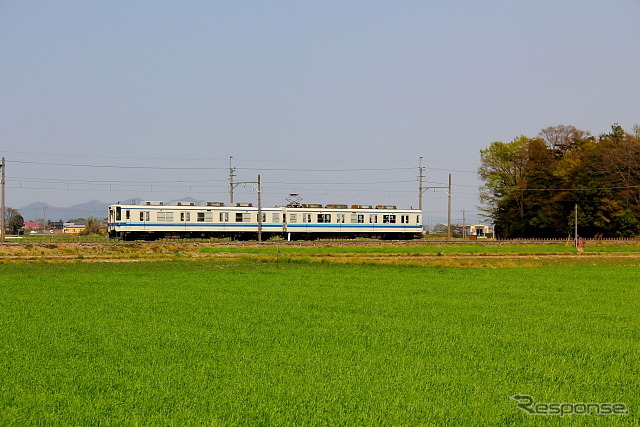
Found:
1,238 -> 638,247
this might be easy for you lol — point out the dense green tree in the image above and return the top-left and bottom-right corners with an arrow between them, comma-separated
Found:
479,123 -> 640,238
80,216 -> 104,235
478,137 -> 528,237
5,208 -> 24,234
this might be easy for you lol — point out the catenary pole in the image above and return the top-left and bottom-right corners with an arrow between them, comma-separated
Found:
447,173 -> 452,240
257,174 -> 262,242
229,156 -> 235,204
418,156 -> 424,212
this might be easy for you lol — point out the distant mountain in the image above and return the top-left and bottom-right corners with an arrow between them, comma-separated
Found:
19,200 -> 111,222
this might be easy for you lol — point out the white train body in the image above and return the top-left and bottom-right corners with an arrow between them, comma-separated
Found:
108,201 -> 423,240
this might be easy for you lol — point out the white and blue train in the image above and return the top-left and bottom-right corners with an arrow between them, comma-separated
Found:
107,201 -> 423,240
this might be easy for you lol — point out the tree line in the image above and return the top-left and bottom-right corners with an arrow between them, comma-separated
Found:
478,124 -> 640,238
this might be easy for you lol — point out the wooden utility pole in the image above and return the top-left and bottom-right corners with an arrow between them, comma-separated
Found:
462,208 -> 466,237
574,204 -> 578,247
1,157 -> 5,242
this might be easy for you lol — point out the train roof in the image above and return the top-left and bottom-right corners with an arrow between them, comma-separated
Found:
109,201 -> 421,211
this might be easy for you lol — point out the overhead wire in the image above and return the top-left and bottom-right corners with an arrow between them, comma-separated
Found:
5,154 -> 484,215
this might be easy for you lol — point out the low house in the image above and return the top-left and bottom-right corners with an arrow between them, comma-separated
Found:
23,221 -> 41,230
63,223 -> 86,234
460,224 -> 493,238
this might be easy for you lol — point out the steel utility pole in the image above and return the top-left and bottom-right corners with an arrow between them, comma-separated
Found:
233,175 -> 263,242
229,156 -> 236,204
418,156 -> 424,212
447,174 -> 452,240
257,174 -> 262,242
418,158 -> 452,237
1,157 -> 5,242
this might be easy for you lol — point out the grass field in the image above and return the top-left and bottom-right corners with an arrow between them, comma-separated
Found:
0,258 -> 637,425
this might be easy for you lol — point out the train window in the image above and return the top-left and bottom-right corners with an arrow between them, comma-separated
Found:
289,214 -> 297,223
383,215 -> 396,224
336,214 -> 345,223
197,212 -> 205,222
417,215 -> 420,224
205,212 -> 213,222
236,213 -> 251,223
144,211 -> 150,221
220,212 -> 229,222
261,213 -> 266,223
303,213 -> 312,223
272,213 -> 280,223
125,210 -> 131,220
369,215 -> 378,224
317,214 -> 331,223
350,214 -> 364,224
180,212 -> 191,222
115,207 -> 121,221
400,215 -> 409,224
140,212 -> 144,221
157,212 -> 174,222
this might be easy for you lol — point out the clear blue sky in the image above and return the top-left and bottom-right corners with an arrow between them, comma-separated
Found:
1,1 -> 639,224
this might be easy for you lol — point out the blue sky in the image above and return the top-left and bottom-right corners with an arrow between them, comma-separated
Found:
1,1 -> 639,224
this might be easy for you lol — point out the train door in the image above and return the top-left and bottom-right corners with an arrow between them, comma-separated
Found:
302,212 -> 312,233
180,211 -> 190,231
336,213 -> 346,233
139,210 -> 149,230
219,211 -> 229,232
368,214 -> 378,232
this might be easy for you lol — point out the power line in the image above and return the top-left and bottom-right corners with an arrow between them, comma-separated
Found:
9,176 -> 227,184
7,150 -> 479,166
9,160 -> 228,170
238,166 -> 417,172
9,160 -> 420,173
3,150 -> 230,162
518,185 -> 640,191
266,179 -> 416,185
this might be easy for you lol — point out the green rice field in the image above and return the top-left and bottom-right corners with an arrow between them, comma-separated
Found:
0,258 -> 638,424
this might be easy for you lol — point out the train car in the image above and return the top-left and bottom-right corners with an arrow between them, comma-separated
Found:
107,201 -> 423,241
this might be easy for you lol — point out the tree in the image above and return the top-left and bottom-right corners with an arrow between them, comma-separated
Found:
5,207 -> 24,234
539,125 -> 591,158
478,123 -> 640,238
478,136 -> 531,237
80,216 -> 103,235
